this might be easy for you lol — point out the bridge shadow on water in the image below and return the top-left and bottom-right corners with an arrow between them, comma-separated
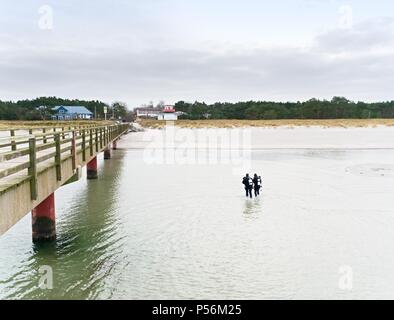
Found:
1,151 -> 127,299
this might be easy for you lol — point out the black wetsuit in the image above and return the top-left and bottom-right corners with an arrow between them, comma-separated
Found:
252,176 -> 261,197
242,177 -> 253,198
252,177 -> 259,196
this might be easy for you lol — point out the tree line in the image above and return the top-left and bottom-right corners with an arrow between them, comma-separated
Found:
2,96 -> 394,121
174,97 -> 394,120
0,97 -> 130,121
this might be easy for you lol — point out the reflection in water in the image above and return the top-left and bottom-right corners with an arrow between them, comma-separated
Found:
0,153 -> 126,299
243,198 -> 262,219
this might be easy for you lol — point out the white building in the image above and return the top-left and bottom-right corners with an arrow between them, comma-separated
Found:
135,108 -> 160,118
157,105 -> 178,121
157,113 -> 178,120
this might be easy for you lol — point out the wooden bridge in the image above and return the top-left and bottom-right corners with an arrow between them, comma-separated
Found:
0,123 -> 130,242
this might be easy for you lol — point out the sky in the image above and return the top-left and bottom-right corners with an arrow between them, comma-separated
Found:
0,0 -> 394,108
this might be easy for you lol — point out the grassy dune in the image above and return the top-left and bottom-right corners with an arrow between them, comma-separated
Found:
0,120 -> 114,130
139,118 -> 394,129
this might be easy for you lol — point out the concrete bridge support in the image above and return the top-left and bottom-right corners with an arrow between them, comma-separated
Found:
104,147 -> 111,160
32,193 -> 56,242
87,157 -> 98,179
112,140 -> 117,150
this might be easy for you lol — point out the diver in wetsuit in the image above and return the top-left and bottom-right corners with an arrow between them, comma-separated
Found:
252,173 -> 262,197
242,173 -> 253,198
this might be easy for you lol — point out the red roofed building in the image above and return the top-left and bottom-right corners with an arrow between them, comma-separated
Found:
158,105 -> 178,120
163,105 -> 175,113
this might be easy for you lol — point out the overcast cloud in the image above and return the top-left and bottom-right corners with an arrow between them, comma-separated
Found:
0,0 -> 394,107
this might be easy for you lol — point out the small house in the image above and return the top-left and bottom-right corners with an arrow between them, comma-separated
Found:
52,106 -> 93,120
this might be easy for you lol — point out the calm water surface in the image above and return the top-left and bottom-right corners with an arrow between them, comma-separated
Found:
1,129 -> 394,299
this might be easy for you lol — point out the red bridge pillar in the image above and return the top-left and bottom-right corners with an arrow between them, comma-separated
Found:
87,156 -> 98,179
32,193 -> 56,242
104,146 -> 111,160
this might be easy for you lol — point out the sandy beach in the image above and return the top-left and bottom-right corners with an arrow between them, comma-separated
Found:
139,119 -> 394,129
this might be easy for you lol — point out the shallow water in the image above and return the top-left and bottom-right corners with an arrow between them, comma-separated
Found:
1,128 -> 394,299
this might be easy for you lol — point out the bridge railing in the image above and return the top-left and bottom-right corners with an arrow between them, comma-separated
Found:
0,123 -> 129,199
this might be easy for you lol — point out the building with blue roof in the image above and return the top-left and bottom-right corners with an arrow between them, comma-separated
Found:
52,106 -> 94,120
